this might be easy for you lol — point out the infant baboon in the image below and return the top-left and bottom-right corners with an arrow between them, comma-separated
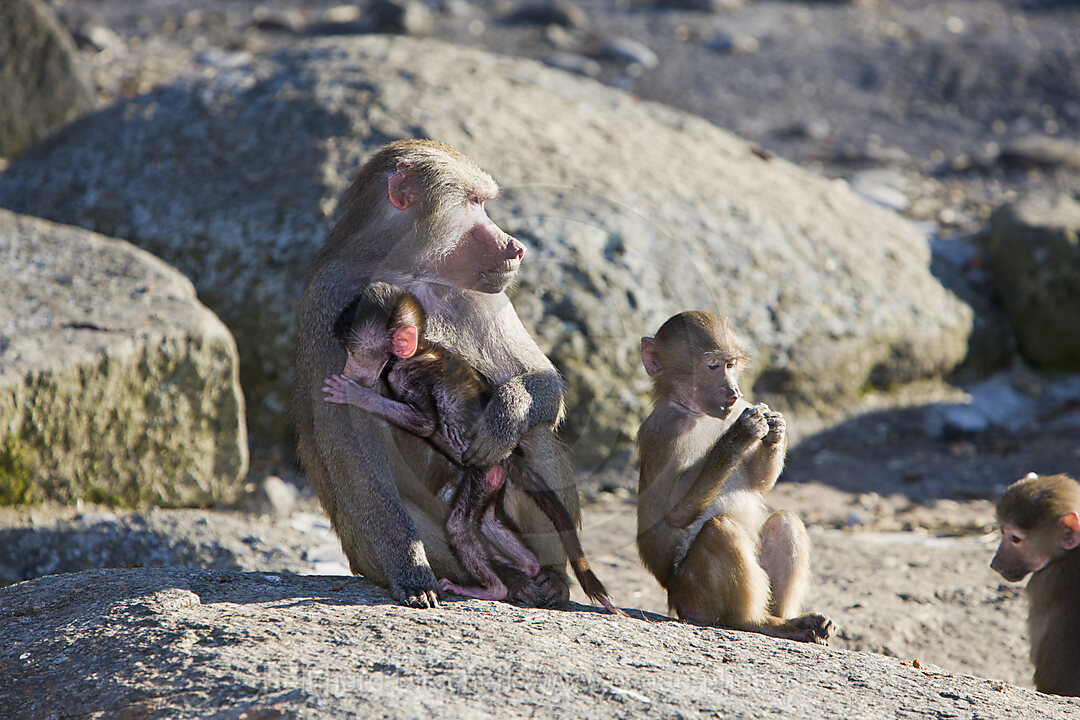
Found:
636,311 -> 832,643
322,283 -> 619,613
991,471 -> 1080,696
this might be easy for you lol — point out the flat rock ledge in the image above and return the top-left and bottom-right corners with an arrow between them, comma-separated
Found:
0,567 -> 1071,719
0,209 -> 248,507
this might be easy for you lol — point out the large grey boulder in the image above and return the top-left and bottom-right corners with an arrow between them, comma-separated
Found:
0,567 -> 1069,719
0,210 -> 248,507
988,194 -> 1080,371
0,36 -> 972,464
0,0 -> 95,158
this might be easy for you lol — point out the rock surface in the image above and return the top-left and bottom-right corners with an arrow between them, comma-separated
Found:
987,194 -> 1080,370
0,491 -> 1042,691
0,0 -> 94,158
1,565 -> 1071,720
0,209 -> 248,506
0,35 -> 972,464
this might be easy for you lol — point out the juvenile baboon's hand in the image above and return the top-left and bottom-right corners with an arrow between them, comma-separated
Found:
762,410 -> 786,446
734,404 -> 770,443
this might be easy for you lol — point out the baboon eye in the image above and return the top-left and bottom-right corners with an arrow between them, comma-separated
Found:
468,194 -> 483,206
1010,535 -> 1022,544
726,359 -> 738,370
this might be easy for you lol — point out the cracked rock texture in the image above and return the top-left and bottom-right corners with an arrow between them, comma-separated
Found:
0,209 -> 248,506
0,0 -> 94,157
1,566 -> 1073,720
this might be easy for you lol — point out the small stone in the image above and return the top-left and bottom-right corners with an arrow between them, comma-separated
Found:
506,1 -> 589,30
544,24 -> 578,51
369,0 -> 433,36
709,32 -> 760,55
441,1 -> 473,17
73,23 -> 125,53
602,36 -> 659,71
927,404 -> 990,439
241,475 -> 298,518
848,169 -> 910,213
543,52 -> 601,78
323,5 -> 361,24
999,134 -> 1080,169
251,6 -> 307,32
656,0 -> 740,11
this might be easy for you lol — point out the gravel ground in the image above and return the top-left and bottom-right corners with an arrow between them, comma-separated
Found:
47,0 -> 1080,235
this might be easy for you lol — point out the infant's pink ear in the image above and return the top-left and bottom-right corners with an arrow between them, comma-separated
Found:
640,337 -> 662,378
392,325 -> 418,358
1062,511 -> 1080,550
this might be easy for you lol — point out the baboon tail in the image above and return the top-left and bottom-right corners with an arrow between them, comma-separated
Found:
512,462 -> 624,616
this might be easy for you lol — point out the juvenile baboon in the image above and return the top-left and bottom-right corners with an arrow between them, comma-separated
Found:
991,472 -> 1080,696
293,140 -> 576,608
321,284 -> 618,612
636,311 -> 833,643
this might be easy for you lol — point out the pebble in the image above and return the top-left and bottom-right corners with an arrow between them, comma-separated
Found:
251,6 -> 307,32
241,475 -> 298,518
506,1 -> 589,30
848,168 -> 910,212
74,23 -> 125,53
602,36 -> 659,71
544,51 -> 601,78
999,134 -> 1080,169
705,33 -> 760,54
369,0 -> 434,36
657,0 -> 741,11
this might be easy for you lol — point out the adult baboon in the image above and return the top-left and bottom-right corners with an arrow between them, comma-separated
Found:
293,140 -> 575,608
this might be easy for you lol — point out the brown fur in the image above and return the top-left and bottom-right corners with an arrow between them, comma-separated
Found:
992,472 -> 1080,696
323,286 -> 618,612
636,311 -> 832,643
293,140 -> 575,608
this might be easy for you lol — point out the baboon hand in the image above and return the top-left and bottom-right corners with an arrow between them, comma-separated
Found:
735,404 -> 770,443
322,374 -> 364,405
391,578 -> 442,609
762,410 -> 786,446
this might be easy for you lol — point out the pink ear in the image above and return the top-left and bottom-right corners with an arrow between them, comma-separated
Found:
641,337 -> 662,378
387,161 -> 417,210
392,325 -> 419,358
1061,511 -> 1080,550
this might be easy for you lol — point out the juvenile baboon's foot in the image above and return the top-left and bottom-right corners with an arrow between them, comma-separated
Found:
500,566 -> 570,607
439,577 -> 508,602
788,612 -> 834,645
501,571 -> 548,607
533,567 -> 570,607
743,613 -> 834,644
